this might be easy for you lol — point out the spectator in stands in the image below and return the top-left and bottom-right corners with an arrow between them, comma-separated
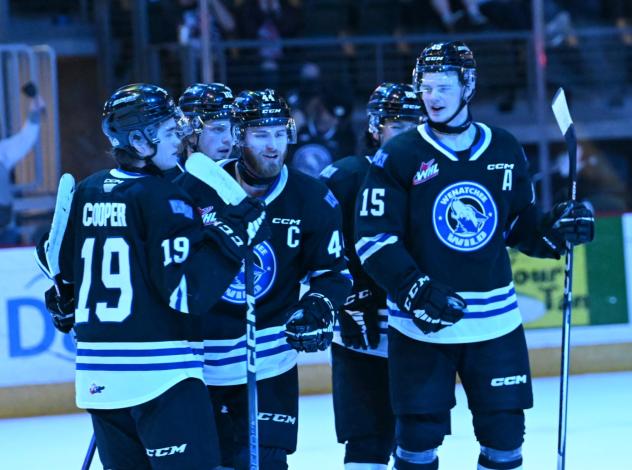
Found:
286,62 -> 323,133
178,0 -> 236,47
0,86 -> 46,245
233,0 -> 303,89
289,83 -> 356,177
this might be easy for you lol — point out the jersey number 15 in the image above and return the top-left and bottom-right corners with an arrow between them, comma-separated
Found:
359,188 -> 385,217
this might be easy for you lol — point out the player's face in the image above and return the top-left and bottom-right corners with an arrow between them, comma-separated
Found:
380,119 -> 418,145
149,118 -> 182,170
242,125 -> 288,178
198,118 -> 233,161
419,72 -> 466,124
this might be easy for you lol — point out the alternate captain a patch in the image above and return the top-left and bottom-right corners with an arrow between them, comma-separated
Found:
432,181 -> 498,252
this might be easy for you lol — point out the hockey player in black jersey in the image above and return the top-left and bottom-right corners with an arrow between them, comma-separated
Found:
179,82 -> 235,161
320,82 -> 423,470
176,88 -> 351,470
39,83 -> 268,469
355,42 -> 595,470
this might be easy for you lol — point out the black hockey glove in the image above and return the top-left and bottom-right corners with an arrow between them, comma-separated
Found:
398,276 -> 466,334
220,197 -> 271,247
44,284 -> 75,334
285,293 -> 335,353
206,197 -> 271,261
339,288 -> 380,349
544,201 -> 595,245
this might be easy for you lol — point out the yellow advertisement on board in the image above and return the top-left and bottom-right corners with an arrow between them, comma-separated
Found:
509,246 -> 589,329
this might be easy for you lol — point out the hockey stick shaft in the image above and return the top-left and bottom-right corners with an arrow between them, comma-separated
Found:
245,253 -> 259,470
185,153 -> 259,468
81,433 -> 97,470
552,88 -> 576,470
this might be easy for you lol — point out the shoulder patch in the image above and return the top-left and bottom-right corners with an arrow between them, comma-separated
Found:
319,164 -> 338,179
371,149 -> 389,168
169,199 -> 194,219
324,190 -> 339,208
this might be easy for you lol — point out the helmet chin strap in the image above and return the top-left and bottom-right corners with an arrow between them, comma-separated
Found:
427,88 -> 473,135
122,142 -> 165,176
237,158 -> 277,187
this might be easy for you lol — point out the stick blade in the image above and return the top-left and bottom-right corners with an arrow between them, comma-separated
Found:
552,88 -> 573,136
185,153 -> 247,206
46,173 -> 76,276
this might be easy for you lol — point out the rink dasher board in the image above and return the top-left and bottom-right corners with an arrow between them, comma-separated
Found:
0,214 -> 630,416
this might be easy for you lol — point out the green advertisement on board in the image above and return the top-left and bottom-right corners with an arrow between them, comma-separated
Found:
510,216 -> 628,329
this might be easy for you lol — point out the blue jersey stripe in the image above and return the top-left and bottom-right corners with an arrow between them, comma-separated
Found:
389,300 -> 519,320
258,343 -> 293,358
204,343 -> 293,367
76,360 -> 203,371
356,233 -> 391,257
204,331 -> 286,353
76,347 -> 196,357
462,288 -> 516,305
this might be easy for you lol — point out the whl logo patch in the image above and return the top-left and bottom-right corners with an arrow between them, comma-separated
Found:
432,181 -> 498,252
198,205 -> 216,226
413,159 -> 439,185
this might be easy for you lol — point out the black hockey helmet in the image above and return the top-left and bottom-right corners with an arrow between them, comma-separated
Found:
412,41 -> 477,98
412,41 -> 477,134
367,82 -> 424,134
231,89 -> 297,144
102,83 -> 191,158
179,82 -> 234,132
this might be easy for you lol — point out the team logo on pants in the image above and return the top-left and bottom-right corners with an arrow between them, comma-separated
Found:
432,181 -> 497,252
221,241 -> 277,304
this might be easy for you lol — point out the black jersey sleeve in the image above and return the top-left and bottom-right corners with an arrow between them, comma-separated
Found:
354,146 -> 424,301
141,180 -> 241,315
320,158 -> 385,303
300,183 -> 352,309
504,145 -> 561,259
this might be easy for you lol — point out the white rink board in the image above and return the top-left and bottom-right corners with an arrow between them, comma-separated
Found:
1,229 -> 632,389
0,247 -> 75,387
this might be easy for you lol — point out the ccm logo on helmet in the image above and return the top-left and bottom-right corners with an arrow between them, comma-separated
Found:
146,444 -> 187,457
490,375 -> 527,387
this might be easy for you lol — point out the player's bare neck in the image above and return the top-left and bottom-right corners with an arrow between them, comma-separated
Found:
433,124 -> 476,151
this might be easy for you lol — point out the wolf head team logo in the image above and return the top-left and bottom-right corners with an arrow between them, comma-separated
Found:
432,181 -> 497,252
222,241 -> 277,304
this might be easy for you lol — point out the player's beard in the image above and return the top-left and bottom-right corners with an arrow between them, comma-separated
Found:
242,146 -> 285,179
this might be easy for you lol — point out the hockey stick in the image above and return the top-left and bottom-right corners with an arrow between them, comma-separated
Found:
42,174 -> 100,469
551,88 -> 576,470
185,152 -> 260,469
43,173 -> 75,292
81,434 -> 96,470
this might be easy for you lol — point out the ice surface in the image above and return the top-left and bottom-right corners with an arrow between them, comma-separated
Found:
1,372 -> 630,469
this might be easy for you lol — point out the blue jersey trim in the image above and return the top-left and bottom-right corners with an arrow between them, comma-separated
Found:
76,360 -> 203,371
76,347 -> 199,357
389,299 -> 519,320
